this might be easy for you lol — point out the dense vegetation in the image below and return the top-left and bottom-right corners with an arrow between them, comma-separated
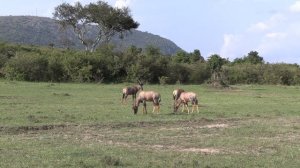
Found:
0,42 -> 300,85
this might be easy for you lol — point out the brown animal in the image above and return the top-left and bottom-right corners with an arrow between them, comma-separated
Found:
122,80 -> 143,104
172,89 -> 185,112
172,89 -> 185,101
132,91 -> 161,114
174,92 -> 199,114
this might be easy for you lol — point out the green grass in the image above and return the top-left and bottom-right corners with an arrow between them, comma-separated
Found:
0,80 -> 300,167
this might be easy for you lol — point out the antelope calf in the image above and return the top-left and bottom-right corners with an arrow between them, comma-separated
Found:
174,92 -> 199,114
122,81 -> 143,104
132,91 -> 161,114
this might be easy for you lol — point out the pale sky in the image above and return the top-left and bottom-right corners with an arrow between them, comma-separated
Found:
0,0 -> 300,63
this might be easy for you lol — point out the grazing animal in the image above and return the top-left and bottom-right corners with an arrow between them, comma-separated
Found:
174,92 -> 199,114
132,91 -> 161,114
172,89 -> 185,112
172,89 -> 185,101
122,80 -> 143,104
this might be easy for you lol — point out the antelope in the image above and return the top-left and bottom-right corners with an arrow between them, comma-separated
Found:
132,91 -> 161,114
174,92 -> 199,114
172,89 -> 185,101
172,89 -> 185,112
122,80 -> 143,104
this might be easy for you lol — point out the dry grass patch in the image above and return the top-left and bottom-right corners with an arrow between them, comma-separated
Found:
1,117 -> 299,157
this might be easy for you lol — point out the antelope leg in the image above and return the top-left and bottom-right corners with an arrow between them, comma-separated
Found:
143,102 -> 147,114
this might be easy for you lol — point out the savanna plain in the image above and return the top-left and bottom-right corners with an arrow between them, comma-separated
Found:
0,80 -> 299,168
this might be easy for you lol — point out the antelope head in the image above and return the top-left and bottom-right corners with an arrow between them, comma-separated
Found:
174,99 -> 181,112
132,99 -> 139,114
132,104 -> 138,114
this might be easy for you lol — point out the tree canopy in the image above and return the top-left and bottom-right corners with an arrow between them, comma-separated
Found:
233,51 -> 264,64
53,1 -> 139,52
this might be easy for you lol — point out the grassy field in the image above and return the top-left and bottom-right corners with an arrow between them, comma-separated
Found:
0,80 -> 299,167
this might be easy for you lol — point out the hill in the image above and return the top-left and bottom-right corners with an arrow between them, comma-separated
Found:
0,16 -> 182,55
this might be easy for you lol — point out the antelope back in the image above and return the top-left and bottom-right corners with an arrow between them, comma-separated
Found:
138,91 -> 160,102
180,92 -> 197,102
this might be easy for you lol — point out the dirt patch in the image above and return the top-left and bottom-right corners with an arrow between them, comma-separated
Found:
96,139 -> 221,155
0,118 -> 220,135
3,117 -> 298,157
199,124 -> 229,129
0,124 -> 70,134
159,123 -> 229,131
0,96 -> 20,99
179,148 -> 220,154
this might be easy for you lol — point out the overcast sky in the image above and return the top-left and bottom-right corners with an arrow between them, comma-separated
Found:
0,0 -> 300,63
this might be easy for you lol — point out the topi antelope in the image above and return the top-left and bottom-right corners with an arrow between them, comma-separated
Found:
122,80 -> 143,104
132,91 -> 161,114
172,89 -> 185,112
172,89 -> 185,101
174,92 -> 199,114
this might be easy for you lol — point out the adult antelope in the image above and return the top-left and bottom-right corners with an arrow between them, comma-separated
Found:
172,89 -> 185,112
174,92 -> 199,114
132,91 -> 161,114
122,80 -> 143,104
172,89 -> 185,101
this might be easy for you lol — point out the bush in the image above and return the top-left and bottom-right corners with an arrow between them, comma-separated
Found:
2,43 -> 300,85
224,64 -> 264,84
167,63 -> 190,84
224,63 -> 300,85
189,62 -> 211,84
4,53 -> 48,81
48,54 -> 66,82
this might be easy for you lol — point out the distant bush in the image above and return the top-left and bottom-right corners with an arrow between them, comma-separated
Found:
0,43 -> 18,70
223,64 -> 264,84
189,62 -> 211,84
224,63 -> 300,85
1,43 -> 300,85
47,54 -> 66,82
4,53 -> 48,81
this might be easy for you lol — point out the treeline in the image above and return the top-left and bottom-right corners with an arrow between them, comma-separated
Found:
0,42 -> 300,85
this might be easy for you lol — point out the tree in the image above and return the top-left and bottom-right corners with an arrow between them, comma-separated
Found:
173,49 -> 204,64
173,50 -> 190,63
53,1 -> 139,52
207,54 -> 225,76
246,51 -> 264,64
190,49 -> 204,63
233,51 -> 264,64
207,54 -> 228,87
